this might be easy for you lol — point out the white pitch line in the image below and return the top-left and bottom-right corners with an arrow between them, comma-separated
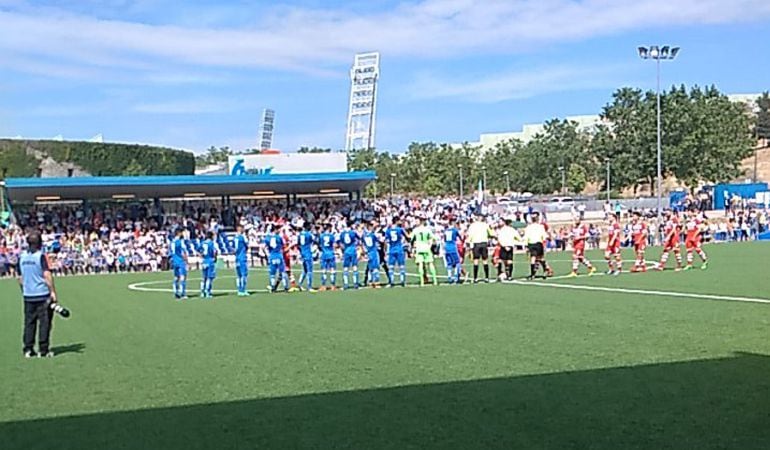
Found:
511,279 -> 770,305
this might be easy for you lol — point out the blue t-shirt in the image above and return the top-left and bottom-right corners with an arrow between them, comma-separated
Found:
340,230 -> 358,254
171,237 -> 187,264
264,234 -> 284,259
234,234 -> 248,263
319,232 -> 337,256
363,231 -> 379,255
385,226 -> 406,254
443,227 -> 460,254
298,231 -> 315,257
201,239 -> 216,265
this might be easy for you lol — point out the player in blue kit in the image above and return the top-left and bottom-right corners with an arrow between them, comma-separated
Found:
384,219 -> 407,287
362,221 -> 381,288
443,219 -> 462,284
340,224 -> 360,289
233,225 -> 250,296
297,223 -> 316,292
264,229 -> 289,293
318,224 -> 338,291
200,231 -> 217,298
171,228 -> 188,299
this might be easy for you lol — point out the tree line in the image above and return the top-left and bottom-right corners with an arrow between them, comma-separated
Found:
349,87 -> 766,197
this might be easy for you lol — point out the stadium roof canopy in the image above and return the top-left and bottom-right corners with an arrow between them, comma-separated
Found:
4,171 -> 376,203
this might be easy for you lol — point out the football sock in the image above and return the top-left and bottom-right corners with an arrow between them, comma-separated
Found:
530,263 -> 537,277
429,263 -> 437,283
473,265 -> 479,280
483,264 -> 489,279
353,270 -> 359,287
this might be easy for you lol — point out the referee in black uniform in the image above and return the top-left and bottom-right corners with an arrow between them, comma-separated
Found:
467,214 -> 493,283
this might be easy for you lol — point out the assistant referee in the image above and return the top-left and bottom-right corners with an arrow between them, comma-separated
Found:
523,213 -> 552,280
497,219 -> 520,281
467,214 -> 494,283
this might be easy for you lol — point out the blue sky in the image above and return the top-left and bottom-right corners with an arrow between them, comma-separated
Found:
1,0 -> 769,154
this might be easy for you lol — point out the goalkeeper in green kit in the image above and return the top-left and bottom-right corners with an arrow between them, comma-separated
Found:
411,216 -> 438,286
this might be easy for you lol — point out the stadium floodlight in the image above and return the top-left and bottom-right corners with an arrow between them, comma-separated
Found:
319,188 -> 341,194
638,45 -> 680,243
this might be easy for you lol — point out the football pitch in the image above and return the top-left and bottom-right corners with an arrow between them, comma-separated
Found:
1,242 -> 769,449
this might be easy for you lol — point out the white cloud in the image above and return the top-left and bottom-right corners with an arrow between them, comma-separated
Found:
21,104 -> 108,117
131,98 -> 251,114
0,0 -> 768,78
409,64 -> 638,102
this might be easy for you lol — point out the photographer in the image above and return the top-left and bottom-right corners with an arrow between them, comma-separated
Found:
17,232 -> 58,358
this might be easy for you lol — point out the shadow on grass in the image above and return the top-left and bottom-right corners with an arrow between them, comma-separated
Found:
2,352 -> 769,449
50,342 -> 86,356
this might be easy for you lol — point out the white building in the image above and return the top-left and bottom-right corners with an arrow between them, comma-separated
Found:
454,115 -> 603,150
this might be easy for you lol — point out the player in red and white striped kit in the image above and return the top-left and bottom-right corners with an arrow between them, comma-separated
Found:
281,225 -> 299,292
655,210 -> 683,271
604,213 -> 622,275
683,210 -> 708,270
630,211 -> 649,273
568,218 -> 595,277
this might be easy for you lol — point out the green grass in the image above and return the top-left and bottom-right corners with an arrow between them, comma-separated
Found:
1,242 -> 769,449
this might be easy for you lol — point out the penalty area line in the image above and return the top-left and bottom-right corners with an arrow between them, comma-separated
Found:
510,279 -> 770,305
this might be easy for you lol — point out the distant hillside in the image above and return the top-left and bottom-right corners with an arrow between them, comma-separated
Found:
0,139 -> 195,179
740,144 -> 770,183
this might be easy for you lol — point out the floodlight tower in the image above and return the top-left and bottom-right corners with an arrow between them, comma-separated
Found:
345,52 -> 380,151
637,45 -> 679,241
259,108 -> 275,151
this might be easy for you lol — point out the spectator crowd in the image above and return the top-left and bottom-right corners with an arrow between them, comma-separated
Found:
1,195 -> 768,278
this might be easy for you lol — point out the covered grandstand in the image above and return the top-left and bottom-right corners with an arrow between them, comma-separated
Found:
3,172 -> 376,204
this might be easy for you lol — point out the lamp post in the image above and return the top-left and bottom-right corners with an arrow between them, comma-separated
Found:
638,45 -> 679,242
558,166 -> 565,194
503,170 -> 510,193
458,164 -> 464,198
605,158 -> 611,201
390,173 -> 396,199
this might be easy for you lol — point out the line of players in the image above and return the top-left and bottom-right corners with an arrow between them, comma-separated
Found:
166,207 -> 710,299
599,208 -> 709,277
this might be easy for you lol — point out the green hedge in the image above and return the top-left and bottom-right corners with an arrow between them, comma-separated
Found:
0,139 -> 194,178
